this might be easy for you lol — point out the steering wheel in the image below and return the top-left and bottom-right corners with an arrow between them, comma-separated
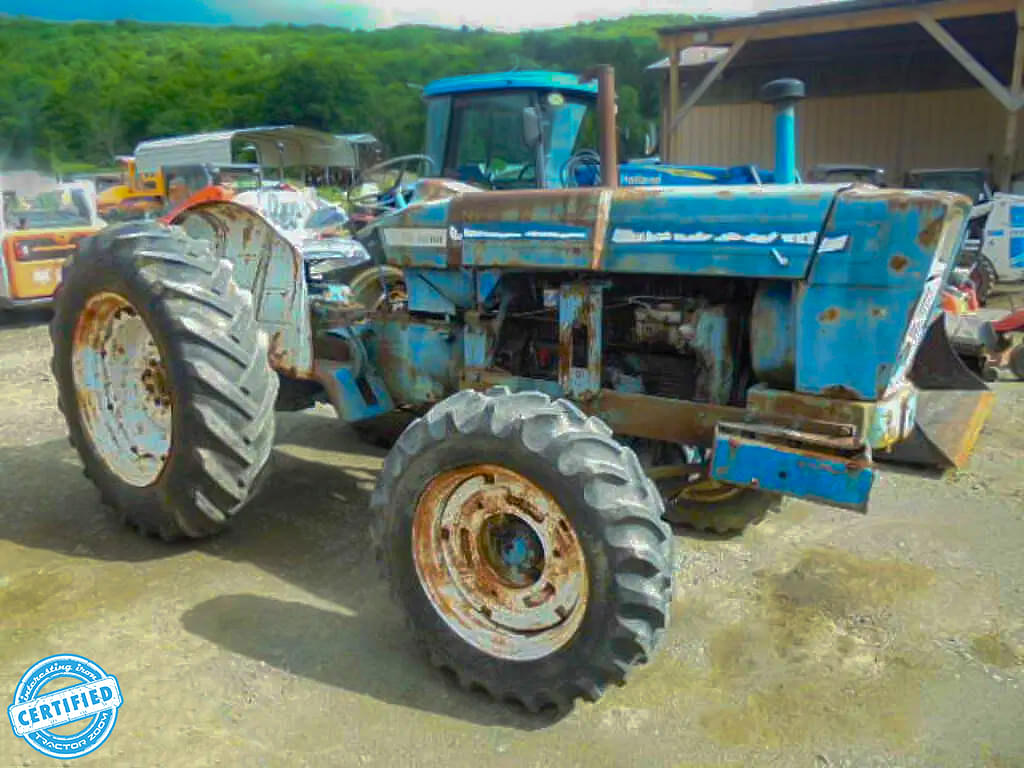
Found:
348,154 -> 436,213
561,149 -> 601,188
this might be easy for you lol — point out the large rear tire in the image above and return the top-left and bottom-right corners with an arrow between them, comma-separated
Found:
371,387 -> 673,713
50,222 -> 278,540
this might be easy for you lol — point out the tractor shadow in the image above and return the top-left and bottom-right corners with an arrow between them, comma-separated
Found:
0,308 -> 52,329
180,593 -> 556,729
0,408 -> 559,728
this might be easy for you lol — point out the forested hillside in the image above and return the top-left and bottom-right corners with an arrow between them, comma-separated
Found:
0,14 -> 702,171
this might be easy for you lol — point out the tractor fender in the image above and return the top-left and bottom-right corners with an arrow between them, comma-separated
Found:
168,199 -> 315,380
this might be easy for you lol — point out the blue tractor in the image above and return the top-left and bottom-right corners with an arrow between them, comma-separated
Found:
51,66 -> 990,712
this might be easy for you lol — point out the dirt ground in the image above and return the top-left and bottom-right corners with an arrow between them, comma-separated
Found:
1,298 -> 1023,768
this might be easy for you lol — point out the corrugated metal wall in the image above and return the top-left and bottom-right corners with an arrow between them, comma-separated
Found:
669,88 -> 1019,180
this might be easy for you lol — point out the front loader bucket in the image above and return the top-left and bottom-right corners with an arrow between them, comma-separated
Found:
880,316 -> 994,469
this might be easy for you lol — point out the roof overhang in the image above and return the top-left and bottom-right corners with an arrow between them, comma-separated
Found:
658,0 -> 1017,47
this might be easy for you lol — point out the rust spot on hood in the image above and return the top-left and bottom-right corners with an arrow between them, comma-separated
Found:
917,216 -> 944,249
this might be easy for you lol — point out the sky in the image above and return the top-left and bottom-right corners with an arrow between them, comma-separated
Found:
0,0 -> 830,31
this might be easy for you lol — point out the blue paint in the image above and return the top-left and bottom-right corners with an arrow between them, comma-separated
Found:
558,283 -> 603,398
710,434 -> 874,511
423,71 -> 598,98
330,366 -> 395,423
606,185 -> 835,279
618,164 -> 771,187
867,388 -> 918,449
774,106 -> 797,184
602,243 -> 812,278
476,270 -> 502,304
463,221 -> 590,240
464,244 -> 593,270
1011,205 -> 1024,227
464,327 -> 489,368
370,320 -> 462,405
1012,235 -> 1024,268
693,306 -> 734,404
406,269 -> 475,314
797,188 -> 966,399
750,281 -> 795,387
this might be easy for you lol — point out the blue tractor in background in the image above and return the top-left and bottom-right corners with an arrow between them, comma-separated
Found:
51,65 -> 991,713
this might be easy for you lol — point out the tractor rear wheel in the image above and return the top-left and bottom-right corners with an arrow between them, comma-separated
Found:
50,222 -> 278,540
371,387 -> 673,713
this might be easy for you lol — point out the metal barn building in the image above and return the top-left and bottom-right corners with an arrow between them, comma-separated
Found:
654,0 -> 1022,189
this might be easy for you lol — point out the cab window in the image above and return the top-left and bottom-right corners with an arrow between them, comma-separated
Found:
445,92 -> 536,189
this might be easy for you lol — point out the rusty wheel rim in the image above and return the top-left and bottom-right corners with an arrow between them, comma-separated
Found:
412,464 -> 589,661
672,479 -> 743,504
72,293 -> 172,487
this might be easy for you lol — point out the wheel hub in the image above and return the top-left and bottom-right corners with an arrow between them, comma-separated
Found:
412,464 -> 588,661
72,293 -> 171,487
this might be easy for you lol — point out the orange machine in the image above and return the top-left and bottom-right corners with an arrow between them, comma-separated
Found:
1,181 -> 104,309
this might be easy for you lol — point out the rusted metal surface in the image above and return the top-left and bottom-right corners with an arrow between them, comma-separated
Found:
557,283 -> 602,398
746,384 -> 873,441
172,201 -> 315,379
71,292 -> 171,487
710,428 -> 873,512
579,65 -> 618,188
586,388 -> 744,446
749,281 -> 795,388
370,317 -> 464,406
879,316 -> 995,469
881,388 -> 995,469
411,464 -> 588,661
589,188 -> 613,270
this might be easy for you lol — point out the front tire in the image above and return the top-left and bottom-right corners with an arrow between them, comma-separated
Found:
51,222 -> 278,540
975,255 -> 997,305
371,387 -> 673,713
1009,343 -> 1024,380
662,485 -> 781,534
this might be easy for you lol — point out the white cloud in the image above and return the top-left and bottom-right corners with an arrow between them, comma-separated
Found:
211,0 -> 838,31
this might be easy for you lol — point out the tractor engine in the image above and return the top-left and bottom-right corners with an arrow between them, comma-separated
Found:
491,275 -> 753,406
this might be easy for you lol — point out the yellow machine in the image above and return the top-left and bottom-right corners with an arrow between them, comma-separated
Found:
95,156 -> 165,220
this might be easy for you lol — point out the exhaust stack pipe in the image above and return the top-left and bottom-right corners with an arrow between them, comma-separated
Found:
580,65 -> 618,188
759,78 -> 805,184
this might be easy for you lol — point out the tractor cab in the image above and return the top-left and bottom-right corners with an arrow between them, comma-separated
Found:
422,70 -> 770,190
423,71 -> 599,190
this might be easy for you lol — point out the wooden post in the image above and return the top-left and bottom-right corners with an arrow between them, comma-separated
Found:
1003,3 -> 1024,190
918,13 -> 1017,111
667,38 -> 750,139
668,42 -> 680,163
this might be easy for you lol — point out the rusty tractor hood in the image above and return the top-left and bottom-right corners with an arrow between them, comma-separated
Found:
376,184 -> 845,278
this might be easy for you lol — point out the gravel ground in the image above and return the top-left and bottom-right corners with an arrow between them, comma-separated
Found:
1,304 -> 1022,768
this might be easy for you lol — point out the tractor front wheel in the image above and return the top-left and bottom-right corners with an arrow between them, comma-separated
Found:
661,482 -> 781,534
371,387 -> 673,712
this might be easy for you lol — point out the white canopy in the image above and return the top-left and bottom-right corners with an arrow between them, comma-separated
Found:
134,126 -> 370,173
